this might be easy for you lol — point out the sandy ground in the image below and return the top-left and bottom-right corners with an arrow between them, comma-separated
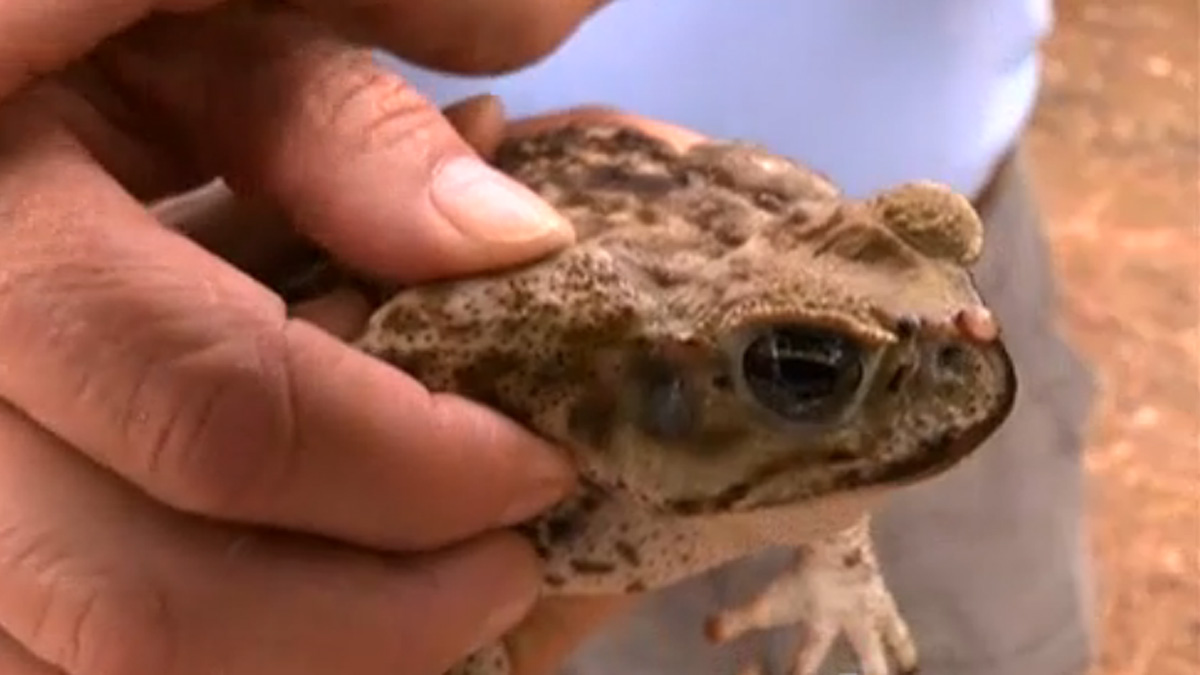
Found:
1026,1 -> 1199,673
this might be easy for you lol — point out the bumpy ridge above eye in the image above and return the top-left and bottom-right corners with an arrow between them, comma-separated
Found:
866,181 -> 984,265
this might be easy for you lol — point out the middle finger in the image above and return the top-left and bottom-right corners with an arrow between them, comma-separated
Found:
94,2 -> 574,282
0,402 -> 538,675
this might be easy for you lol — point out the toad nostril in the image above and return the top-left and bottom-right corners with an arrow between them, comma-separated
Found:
894,315 -> 921,339
936,344 -> 969,371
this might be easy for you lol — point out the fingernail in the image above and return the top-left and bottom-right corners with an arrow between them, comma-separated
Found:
499,443 -> 575,527
432,156 -> 572,243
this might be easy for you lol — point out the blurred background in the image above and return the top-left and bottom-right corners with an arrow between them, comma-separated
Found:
1026,1 -> 1197,673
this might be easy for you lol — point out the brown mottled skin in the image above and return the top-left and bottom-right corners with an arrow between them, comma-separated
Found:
353,124 -> 1018,675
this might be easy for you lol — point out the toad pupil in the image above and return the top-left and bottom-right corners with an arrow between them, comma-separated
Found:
742,327 -> 864,421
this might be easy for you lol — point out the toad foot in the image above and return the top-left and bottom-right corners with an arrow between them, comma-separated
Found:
705,518 -> 918,675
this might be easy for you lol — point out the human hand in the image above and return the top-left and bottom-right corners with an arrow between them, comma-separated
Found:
162,101 -> 709,675
0,3 -> 611,675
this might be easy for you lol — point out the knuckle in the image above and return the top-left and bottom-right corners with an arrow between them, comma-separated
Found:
302,48 -> 445,156
0,57 -> 54,104
127,327 -> 301,521
0,529 -> 174,675
52,576 -> 175,675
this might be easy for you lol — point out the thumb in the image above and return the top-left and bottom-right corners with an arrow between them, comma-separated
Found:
95,3 -> 573,283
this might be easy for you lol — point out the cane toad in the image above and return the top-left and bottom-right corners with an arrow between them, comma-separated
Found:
354,124 -> 1018,675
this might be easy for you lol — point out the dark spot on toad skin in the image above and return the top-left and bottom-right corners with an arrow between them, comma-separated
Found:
545,515 -> 585,546
569,558 -> 617,575
826,448 -> 857,463
576,487 -> 604,514
376,348 -> 435,379
614,540 -> 641,567
635,206 -> 659,223
516,522 -> 551,553
451,352 -> 524,395
666,481 -> 753,516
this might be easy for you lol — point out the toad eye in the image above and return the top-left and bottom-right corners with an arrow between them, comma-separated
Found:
740,327 -> 864,423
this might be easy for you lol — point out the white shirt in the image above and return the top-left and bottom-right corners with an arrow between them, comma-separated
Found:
382,0 -> 1052,199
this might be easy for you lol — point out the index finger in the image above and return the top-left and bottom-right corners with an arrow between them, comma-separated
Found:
0,107 -> 573,551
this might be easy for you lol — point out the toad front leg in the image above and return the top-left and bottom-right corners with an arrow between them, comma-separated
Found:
706,517 -> 918,675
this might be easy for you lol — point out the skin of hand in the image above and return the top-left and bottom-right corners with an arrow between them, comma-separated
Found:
0,2 -> 619,675
161,101 -> 709,675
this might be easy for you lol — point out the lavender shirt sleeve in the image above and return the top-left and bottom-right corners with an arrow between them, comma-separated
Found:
379,0 -> 1052,199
